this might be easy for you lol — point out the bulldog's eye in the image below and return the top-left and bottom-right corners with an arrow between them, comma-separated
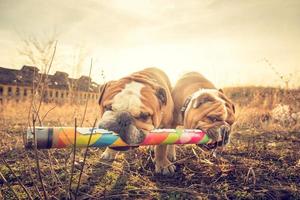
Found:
104,104 -> 112,111
138,112 -> 151,122
208,116 -> 218,122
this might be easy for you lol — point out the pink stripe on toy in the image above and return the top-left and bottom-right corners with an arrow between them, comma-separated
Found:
25,127 -> 211,149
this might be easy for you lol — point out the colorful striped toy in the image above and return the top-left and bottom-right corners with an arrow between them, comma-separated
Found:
25,127 -> 211,149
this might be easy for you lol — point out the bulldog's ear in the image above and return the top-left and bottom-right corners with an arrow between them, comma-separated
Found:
98,82 -> 109,105
193,94 -> 215,108
232,103 -> 236,113
155,87 -> 167,106
219,88 -> 224,93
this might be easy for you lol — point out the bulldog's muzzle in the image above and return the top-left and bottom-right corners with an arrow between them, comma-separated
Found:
98,111 -> 146,147
198,124 -> 230,150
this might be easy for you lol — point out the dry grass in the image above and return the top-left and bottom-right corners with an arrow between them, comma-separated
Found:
0,101 -> 99,127
0,86 -> 300,199
224,87 -> 300,132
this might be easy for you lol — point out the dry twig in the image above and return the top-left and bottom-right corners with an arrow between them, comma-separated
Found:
245,167 -> 256,185
32,115 -> 48,199
1,158 -> 33,200
0,171 -> 20,200
80,58 -> 93,126
24,154 -> 43,199
75,118 -> 97,199
46,151 -> 64,187
68,118 -> 77,198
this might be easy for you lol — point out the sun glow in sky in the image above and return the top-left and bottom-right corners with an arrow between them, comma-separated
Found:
0,0 -> 299,88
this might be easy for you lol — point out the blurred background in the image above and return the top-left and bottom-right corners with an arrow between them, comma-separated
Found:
0,0 -> 299,88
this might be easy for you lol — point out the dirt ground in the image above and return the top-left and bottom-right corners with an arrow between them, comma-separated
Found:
0,123 -> 299,199
0,87 -> 300,199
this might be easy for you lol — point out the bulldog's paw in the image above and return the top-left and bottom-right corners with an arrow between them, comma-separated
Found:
100,148 -> 118,161
155,159 -> 176,175
167,145 -> 176,162
167,153 -> 176,162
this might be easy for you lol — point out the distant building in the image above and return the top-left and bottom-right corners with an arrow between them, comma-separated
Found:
0,65 -> 100,104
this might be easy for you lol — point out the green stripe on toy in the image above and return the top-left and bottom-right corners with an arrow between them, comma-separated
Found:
25,127 -> 211,149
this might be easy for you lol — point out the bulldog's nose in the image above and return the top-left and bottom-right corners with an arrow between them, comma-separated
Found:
116,111 -> 133,128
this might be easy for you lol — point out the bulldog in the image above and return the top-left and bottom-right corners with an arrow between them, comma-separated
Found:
98,68 -> 175,174
171,72 -> 235,157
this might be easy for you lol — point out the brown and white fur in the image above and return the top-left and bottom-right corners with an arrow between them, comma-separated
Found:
98,68 -> 175,174
171,72 -> 235,158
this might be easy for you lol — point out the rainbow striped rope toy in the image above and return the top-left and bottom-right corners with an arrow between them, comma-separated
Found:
25,127 -> 211,149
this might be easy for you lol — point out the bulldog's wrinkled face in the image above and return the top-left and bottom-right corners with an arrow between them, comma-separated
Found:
183,89 -> 235,149
98,80 -> 167,146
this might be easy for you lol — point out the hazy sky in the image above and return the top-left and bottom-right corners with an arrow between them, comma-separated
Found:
0,0 -> 299,88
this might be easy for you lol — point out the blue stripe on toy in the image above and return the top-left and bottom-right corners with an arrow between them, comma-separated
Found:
91,134 -> 119,147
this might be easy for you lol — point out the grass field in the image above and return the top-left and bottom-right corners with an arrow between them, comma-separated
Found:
0,87 -> 299,199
